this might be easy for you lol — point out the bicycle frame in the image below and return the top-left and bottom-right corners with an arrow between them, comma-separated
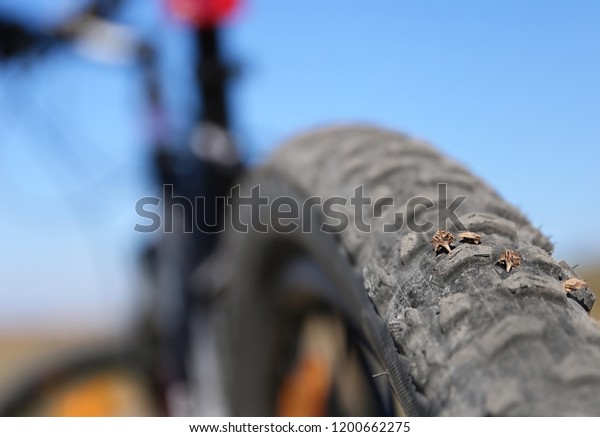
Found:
145,21 -> 243,413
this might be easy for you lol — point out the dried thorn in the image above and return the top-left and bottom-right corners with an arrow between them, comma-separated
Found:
372,371 -> 388,379
563,278 -> 588,293
431,229 -> 454,253
458,231 -> 481,245
497,249 -> 521,273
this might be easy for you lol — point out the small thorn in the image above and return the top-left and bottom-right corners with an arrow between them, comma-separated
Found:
497,249 -> 521,273
458,231 -> 481,245
563,278 -> 588,293
431,229 -> 454,254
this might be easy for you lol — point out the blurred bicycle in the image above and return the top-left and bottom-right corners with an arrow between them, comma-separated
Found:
1,0 -> 598,417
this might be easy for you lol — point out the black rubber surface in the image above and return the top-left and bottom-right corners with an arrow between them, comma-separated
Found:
257,125 -> 600,416
216,172 -> 427,416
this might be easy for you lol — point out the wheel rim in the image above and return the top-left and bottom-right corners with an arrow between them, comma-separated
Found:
268,257 -> 390,417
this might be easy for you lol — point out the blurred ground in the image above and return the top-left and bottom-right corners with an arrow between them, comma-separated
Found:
0,331 -> 113,397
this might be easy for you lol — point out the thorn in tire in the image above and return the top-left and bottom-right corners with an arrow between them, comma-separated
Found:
431,229 -> 454,253
497,249 -> 521,272
458,231 -> 481,245
563,278 -> 588,293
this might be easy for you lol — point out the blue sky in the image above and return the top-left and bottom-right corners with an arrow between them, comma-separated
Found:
0,0 -> 599,330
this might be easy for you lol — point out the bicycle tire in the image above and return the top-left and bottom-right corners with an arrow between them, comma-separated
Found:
218,125 -> 600,416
